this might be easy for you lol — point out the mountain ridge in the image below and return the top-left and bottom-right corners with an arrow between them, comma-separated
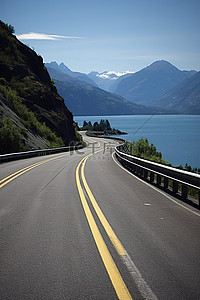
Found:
45,66 -> 170,116
152,71 -> 200,114
113,60 -> 197,106
45,61 -> 97,87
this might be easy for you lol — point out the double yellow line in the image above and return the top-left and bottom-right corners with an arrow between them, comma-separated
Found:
0,153 -> 68,189
1,147 -> 133,298
76,150 -> 132,299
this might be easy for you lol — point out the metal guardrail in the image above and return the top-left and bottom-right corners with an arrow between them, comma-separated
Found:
0,145 -> 84,163
115,144 -> 200,209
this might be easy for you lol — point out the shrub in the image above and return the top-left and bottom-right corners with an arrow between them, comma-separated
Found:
0,84 -> 65,148
126,138 -> 169,165
0,118 -> 26,154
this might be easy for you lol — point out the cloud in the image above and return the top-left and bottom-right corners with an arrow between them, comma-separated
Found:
16,32 -> 82,40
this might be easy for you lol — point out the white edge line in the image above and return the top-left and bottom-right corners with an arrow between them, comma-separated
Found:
112,153 -> 200,217
122,251 -> 158,300
83,149 -> 158,299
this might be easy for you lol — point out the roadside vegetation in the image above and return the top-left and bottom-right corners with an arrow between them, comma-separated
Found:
0,117 -> 28,154
73,122 -> 86,147
125,138 -> 170,165
0,82 -> 65,152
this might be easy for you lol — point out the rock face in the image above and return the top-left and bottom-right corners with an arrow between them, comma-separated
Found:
0,20 -> 75,147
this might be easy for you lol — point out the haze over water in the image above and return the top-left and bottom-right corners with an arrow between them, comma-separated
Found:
75,115 -> 200,169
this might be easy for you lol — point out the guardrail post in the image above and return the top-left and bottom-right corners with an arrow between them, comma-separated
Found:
164,178 -> 168,189
157,175 -> 161,186
181,184 -> 188,199
173,181 -> 179,194
150,172 -> 154,183
144,170 -> 148,179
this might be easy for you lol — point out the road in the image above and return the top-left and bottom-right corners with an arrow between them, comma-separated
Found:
0,134 -> 200,299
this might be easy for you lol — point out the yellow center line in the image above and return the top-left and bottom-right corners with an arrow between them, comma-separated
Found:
0,153 -> 69,189
76,152 -> 132,300
81,157 -> 125,256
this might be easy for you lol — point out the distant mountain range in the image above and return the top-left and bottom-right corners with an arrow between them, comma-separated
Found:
87,71 -> 133,91
152,71 -> 200,114
45,62 -> 97,87
46,60 -> 199,115
112,60 -> 197,106
46,64 -> 166,116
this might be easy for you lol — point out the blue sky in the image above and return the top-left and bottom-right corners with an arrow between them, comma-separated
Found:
1,0 -> 200,73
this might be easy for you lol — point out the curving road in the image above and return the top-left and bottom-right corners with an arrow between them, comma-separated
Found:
0,134 -> 200,299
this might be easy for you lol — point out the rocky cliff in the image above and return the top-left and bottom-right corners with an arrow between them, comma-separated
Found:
0,20 -> 75,153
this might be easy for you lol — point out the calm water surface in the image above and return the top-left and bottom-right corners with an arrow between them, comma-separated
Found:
74,115 -> 200,168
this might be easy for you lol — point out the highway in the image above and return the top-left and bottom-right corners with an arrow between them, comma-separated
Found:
0,134 -> 200,299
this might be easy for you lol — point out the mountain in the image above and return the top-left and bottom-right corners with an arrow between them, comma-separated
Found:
45,66 -> 168,115
0,21 -> 75,153
45,61 -> 97,87
113,60 -> 197,106
46,66 -> 95,89
87,71 -> 133,91
152,72 -> 200,114
54,79 -> 168,116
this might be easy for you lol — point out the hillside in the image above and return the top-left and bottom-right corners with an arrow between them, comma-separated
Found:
152,72 -> 200,114
0,21 -> 76,153
113,60 -> 196,106
46,65 -> 167,116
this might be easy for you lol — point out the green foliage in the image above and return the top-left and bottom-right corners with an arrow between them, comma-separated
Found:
0,118 -> 27,154
0,21 -> 22,65
0,20 -> 75,149
81,120 -> 93,131
126,138 -> 169,165
0,78 -> 6,85
0,84 -> 64,148
73,122 -> 86,146
80,119 -> 126,135
7,24 -> 15,34
1,22 -> 15,34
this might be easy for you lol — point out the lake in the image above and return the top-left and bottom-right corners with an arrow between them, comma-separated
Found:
74,115 -> 200,168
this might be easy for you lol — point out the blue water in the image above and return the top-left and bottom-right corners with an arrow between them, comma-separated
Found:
74,115 -> 200,168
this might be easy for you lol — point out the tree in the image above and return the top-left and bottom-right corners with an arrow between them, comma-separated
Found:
105,119 -> 111,130
83,120 -> 88,127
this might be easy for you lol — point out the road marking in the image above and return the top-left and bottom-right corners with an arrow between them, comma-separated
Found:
76,155 -> 132,300
81,158 -> 125,256
0,153 -> 69,189
112,153 -> 200,217
80,152 -> 158,300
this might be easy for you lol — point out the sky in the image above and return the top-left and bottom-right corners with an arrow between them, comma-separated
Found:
1,0 -> 200,73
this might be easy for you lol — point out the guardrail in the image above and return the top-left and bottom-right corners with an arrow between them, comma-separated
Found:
115,144 -> 200,209
0,145 -> 84,163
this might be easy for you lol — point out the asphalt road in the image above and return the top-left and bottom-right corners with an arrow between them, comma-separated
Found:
0,134 -> 200,299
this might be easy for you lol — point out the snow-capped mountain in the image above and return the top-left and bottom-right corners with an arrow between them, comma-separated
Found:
87,70 -> 133,91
